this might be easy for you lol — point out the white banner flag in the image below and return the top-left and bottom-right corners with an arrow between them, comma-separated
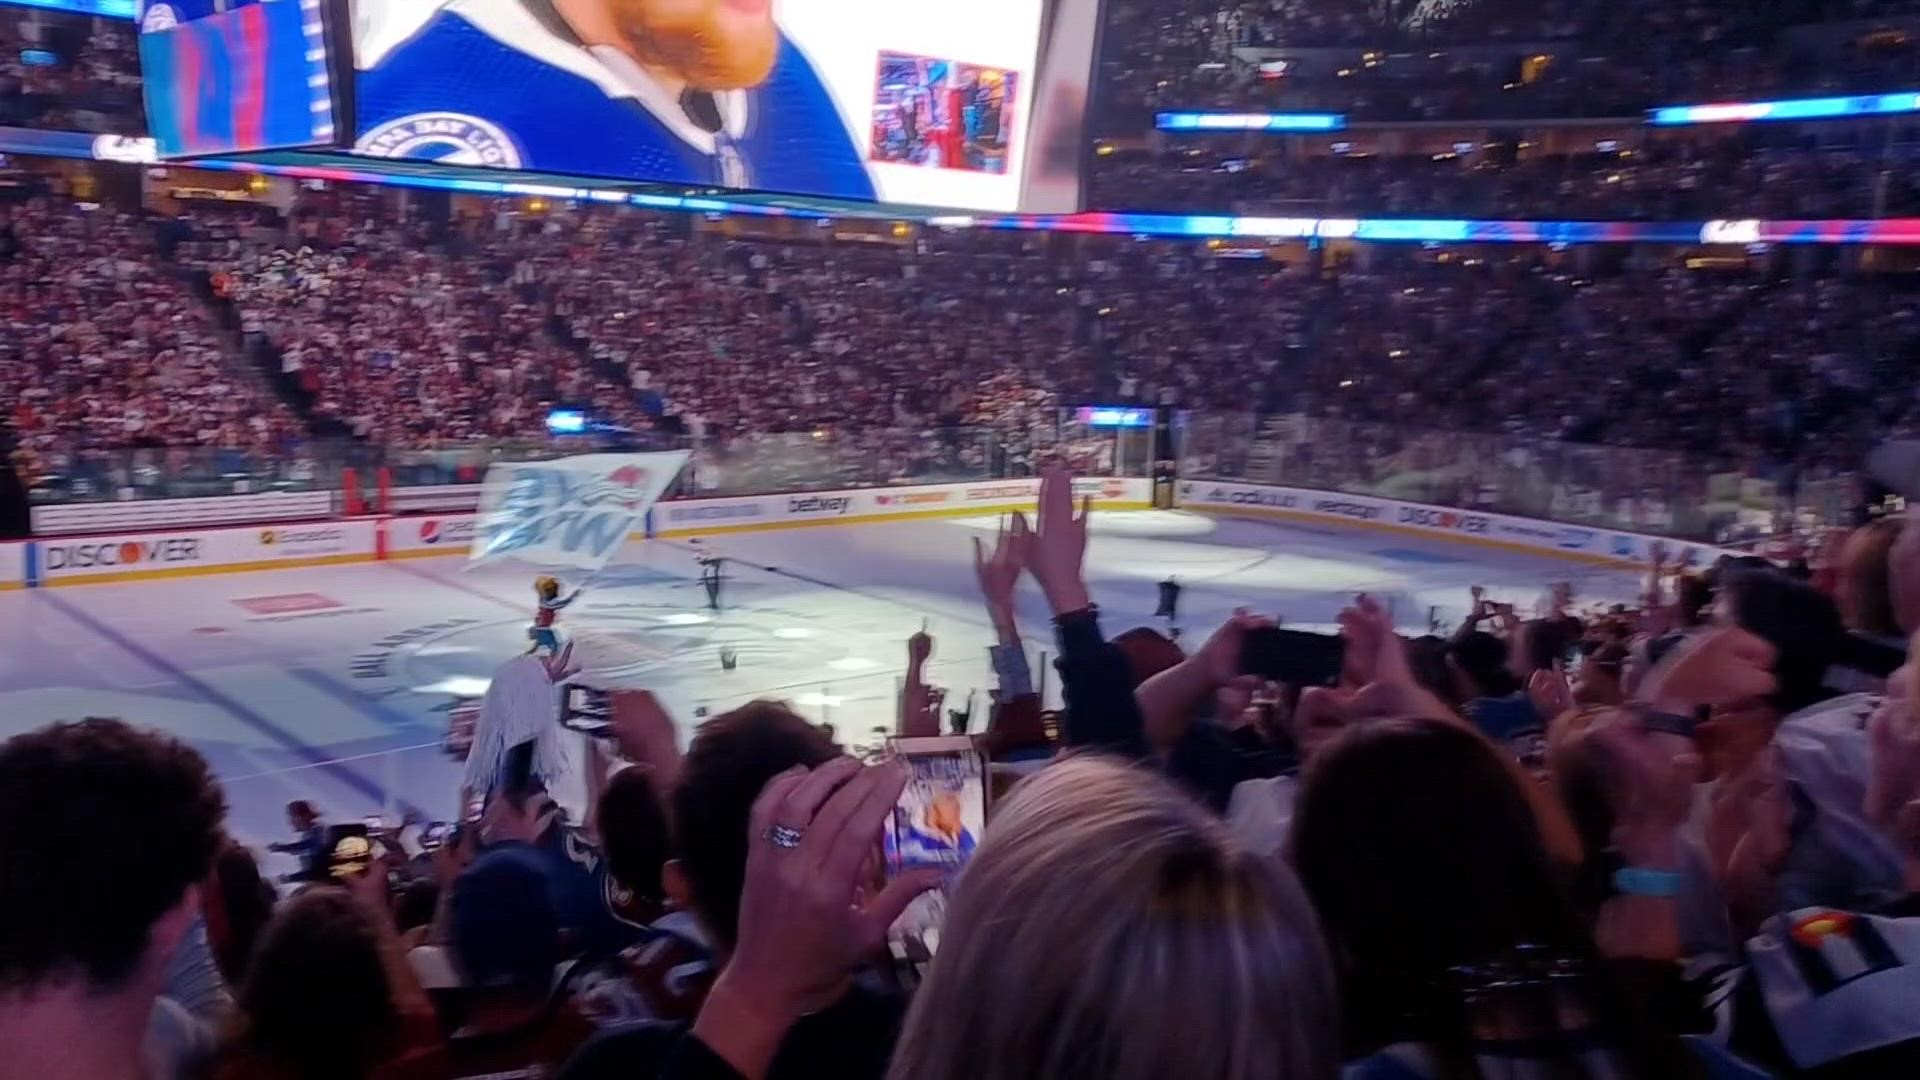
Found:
469,452 -> 690,572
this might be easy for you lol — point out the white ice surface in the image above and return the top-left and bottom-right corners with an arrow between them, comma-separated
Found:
0,510 -> 1638,860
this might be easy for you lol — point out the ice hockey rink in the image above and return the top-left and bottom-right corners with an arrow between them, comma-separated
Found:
0,509 -> 1641,858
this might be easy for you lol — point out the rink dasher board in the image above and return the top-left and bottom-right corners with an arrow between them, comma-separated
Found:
21,520 -> 380,587
1177,480 -> 1736,570
9,479 -> 1157,585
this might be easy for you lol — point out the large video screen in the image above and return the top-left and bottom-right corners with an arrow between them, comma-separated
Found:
138,0 -> 346,158
348,0 -> 1100,213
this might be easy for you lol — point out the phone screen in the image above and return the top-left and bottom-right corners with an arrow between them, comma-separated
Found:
328,829 -> 373,879
884,737 -> 986,956
1240,627 -> 1346,687
561,685 -> 613,735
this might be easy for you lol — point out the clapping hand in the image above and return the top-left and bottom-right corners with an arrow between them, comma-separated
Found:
1637,627 -> 1777,713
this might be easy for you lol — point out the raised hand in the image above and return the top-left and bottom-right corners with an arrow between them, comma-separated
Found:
1027,466 -> 1092,615
1195,608 -> 1276,688
608,688 -> 681,782
972,513 -> 1030,632
694,759 -> 940,1077
1337,594 -> 1411,688
1636,627 -> 1777,713
1527,665 -> 1574,720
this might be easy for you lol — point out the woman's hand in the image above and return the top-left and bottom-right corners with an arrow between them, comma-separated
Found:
695,758 -> 940,1078
973,512 -> 1030,635
1026,466 -> 1092,615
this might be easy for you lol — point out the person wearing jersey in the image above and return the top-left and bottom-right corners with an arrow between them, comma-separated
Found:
528,575 -> 582,655
354,0 -> 874,199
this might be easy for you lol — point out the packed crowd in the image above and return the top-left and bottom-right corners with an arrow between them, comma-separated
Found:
197,186 -> 1919,486
0,194 -> 304,495
6,464 -> 1920,1080
7,177 -> 1918,503
1098,0 -> 1920,127
1091,140 -> 1920,220
0,11 -> 141,135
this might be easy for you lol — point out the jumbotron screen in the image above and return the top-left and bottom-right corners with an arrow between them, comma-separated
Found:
137,0 -> 348,158
347,0 -> 1099,212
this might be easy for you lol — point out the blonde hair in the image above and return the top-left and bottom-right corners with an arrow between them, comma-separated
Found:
887,755 -> 1339,1080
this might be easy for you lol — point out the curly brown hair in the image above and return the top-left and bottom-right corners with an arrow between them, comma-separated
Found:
0,718 -> 226,991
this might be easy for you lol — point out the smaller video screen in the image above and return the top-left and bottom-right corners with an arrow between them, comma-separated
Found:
869,51 -> 1019,176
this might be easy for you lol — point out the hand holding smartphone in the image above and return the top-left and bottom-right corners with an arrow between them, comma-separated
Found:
1239,626 -> 1346,687
884,736 -> 988,957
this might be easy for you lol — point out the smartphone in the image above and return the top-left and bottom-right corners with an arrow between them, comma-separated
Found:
1240,627 -> 1346,687
327,829 -> 374,879
560,684 -> 613,736
884,736 -> 988,956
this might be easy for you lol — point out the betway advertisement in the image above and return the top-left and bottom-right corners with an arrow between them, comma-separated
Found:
31,521 -> 377,584
1177,480 -> 1714,566
653,477 -> 1150,537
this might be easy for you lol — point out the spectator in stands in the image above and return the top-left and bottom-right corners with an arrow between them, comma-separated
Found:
1446,629 -> 1541,744
0,718 -> 227,1080
1291,716 -> 1700,1077
217,884 -> 444,1080
445,846 -> 598,1075
207,841 -> 279,986
563,704 -> 928,1079
1837,518 -> 1904,647
575,765 -> 717,1027
889,755 -> 1341,1080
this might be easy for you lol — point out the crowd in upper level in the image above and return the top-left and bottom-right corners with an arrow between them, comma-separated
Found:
1089,139 -> 1920,219
2,173 -> 1913,505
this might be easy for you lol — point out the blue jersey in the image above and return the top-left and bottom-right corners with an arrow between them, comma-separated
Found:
355,7 -> 875,200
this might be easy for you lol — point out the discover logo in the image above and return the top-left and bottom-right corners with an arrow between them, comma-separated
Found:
1397,507 -> 1490,533
45,538 -> 202,571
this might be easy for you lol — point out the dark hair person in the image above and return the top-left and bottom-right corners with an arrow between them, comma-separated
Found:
668,701 -> 840,950
217,888 -> 444,1080
0,718 -> 227,1079
599,764 -> 671,912
1290,717 -> 1698,1078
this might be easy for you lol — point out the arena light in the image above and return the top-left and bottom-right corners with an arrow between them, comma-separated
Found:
4,0 -> 136,16
1648,91 -> 1920,126
544,408 -> 587,435
1156,111 -> 1347,132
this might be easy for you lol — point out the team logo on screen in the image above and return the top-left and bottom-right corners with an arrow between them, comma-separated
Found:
354,112 -> 524,169
139,3 -> 179,32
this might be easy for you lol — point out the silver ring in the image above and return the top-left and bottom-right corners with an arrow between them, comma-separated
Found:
765,824 -> 804,850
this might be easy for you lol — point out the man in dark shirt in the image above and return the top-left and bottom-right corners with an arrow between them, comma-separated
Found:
561,703 -> 906,1080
